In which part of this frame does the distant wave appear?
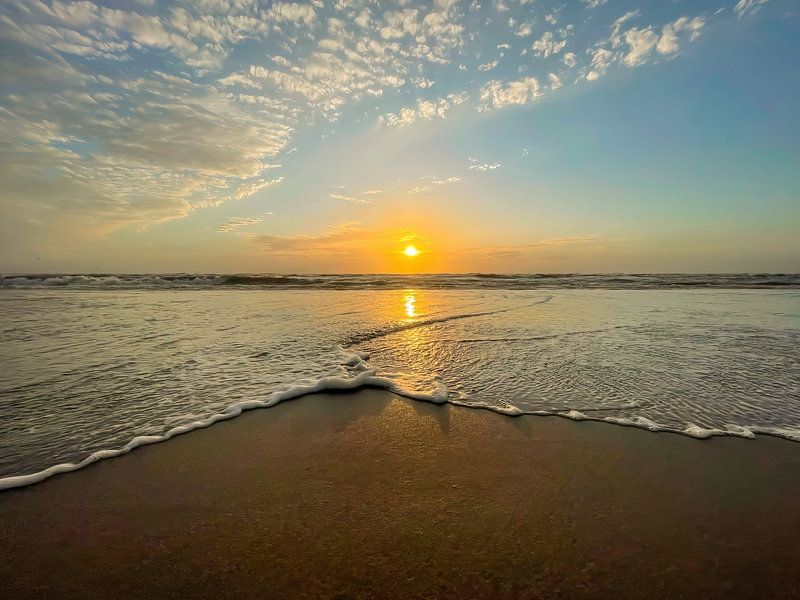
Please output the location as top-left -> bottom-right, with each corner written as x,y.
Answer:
2,273 -> 798,290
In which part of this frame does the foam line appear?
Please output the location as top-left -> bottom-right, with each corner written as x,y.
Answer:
3,346 -> 800,491
0,363 -> 447,491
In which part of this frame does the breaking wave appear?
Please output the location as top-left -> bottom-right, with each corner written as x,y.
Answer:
2,272 -> 798,290
1,287 -> 798,491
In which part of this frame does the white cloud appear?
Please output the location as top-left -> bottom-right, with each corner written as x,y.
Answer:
532,31 -> 568,58
609,10 -> 641,47
210,178 -> 285,206
330,192 -> 370,204
0,62 -> 292,233
354,9 -> 372,28
379,92 -> 469,127
582,0 -> 608,8
478,60 -> 499,71
563,52 -> 578,68
585,47 -> 614,81
584,11 -> 707,81
622,27 -> 660,66
408,175 -> 461,193
734,0 -> 770,19
657,17 -> 705,55
515,23 -> 534,37
265,3 -> 317,27
468,158 -> 502,172
479,77 -> 542,110
271,55 -> 292,68
412,77 -> 436,88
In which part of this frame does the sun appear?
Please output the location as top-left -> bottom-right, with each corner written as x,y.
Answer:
403,245 -> 420,257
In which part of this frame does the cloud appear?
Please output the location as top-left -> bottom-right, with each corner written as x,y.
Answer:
379,92 -> 469,127
584,12 -> 707,81
609,10 -> 642,45
468,158 -> 502,172
586,48 -> 614,81
624,15 -> 706,66
532,31 -> 568,58
407,175 -> 461,193
0,64 -> 292,235
515,23 -> 534,37
217,215 -> 270,233
479,77 -> 542,110
734,0 -> 770,19
412,77 -> 436,88
330,193 -> 370,204
202,178 -> 284,209
582,0 -> 608,7
0,0 -> 483,251
463,235 -> 603,258
253,222 -> 369,255
622,27 -> 660,66
251,222 -> 413,257
0,0 -> 723,262
15,0 -> 320,70
657,17 -> 705,55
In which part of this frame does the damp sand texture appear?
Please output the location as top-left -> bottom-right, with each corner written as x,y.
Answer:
2,389 -> 800,600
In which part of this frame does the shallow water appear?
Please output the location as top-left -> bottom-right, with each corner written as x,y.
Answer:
1,287 -> 799,488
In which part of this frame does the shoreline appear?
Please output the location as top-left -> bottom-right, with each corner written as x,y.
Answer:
5,375 -> 799,492
2,388 -> 800,599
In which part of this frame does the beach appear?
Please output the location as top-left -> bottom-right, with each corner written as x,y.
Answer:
2,0 -> 798,594
2,388 -> 800,599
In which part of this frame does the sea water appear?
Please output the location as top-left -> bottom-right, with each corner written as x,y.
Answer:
1,275 -> 798,489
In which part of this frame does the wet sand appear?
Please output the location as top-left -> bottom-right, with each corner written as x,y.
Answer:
2,389 -> 800,599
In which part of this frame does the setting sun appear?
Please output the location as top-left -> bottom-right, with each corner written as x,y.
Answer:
403,245 -> 420,257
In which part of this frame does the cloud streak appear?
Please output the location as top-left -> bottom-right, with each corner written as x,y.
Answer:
251,222 -> 417,257
217,215 -> 271,233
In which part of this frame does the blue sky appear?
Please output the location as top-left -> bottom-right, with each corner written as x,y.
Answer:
0,0 -> 797,273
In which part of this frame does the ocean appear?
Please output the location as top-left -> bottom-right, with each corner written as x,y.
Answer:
1,273 -> 799,489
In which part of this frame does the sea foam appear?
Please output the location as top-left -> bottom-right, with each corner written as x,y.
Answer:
1,286 -> 798,491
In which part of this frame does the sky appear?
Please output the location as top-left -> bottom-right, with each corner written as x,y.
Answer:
0,0 -> 798,274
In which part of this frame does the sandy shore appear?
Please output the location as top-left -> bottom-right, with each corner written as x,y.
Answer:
2,389 -> 800,599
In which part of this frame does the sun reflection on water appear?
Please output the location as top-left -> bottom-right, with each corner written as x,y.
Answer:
403,292 -> 417,319
404,291 -> 417,319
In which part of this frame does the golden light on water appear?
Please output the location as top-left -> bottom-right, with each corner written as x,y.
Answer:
403,245 -> 420,257
404,292 -> 417,318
